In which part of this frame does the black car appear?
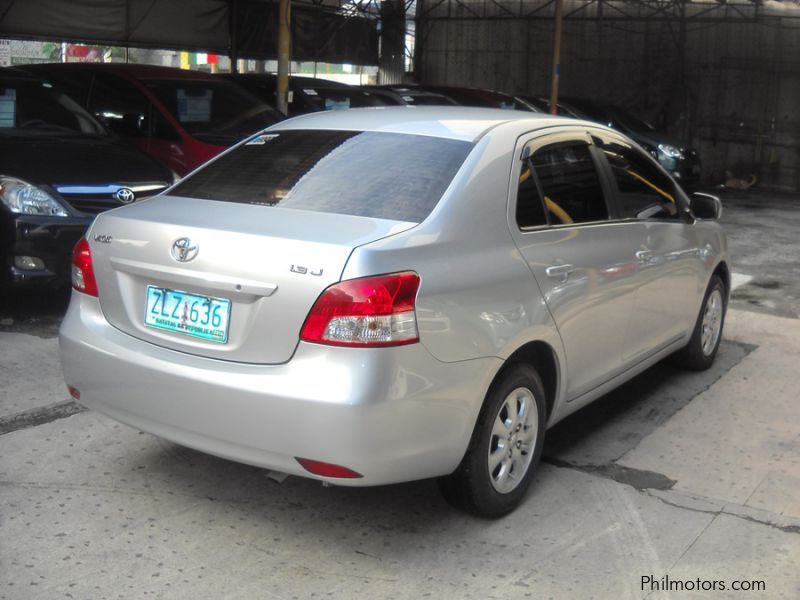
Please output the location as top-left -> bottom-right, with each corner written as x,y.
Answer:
416,85 -> 538,112
0,68 -> 173,289
220,74 -> 388,116
360,86 -> 459,107
557,97 -> 702,187
515,95 -> 572,116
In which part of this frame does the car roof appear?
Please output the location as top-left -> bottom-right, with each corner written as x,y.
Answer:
269,106 -> 576,142
223,73 -> 352,88
25,62 -> 219,81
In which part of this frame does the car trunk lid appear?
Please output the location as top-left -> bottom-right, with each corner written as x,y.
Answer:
89,195 -> 415,364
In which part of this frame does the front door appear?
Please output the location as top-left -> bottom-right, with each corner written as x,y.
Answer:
590,132 -> 705,364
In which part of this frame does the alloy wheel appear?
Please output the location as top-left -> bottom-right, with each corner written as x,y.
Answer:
488,386 -> 539,494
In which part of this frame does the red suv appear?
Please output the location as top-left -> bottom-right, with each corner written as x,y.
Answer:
23,64 -> 283,176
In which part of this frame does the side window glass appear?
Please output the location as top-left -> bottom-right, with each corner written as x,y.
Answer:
150,108 -> 181,141
89,74 -> 149,138
516,162 -> 548,228
594,136 -> 680,220
42,71 -> 93,107
530,141 -> 609,225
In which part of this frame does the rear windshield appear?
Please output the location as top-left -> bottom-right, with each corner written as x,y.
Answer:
171,130 -> 473,223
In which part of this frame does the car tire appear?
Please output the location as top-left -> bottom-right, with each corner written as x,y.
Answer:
438,363 -> 546,518
673,274 -> 726,371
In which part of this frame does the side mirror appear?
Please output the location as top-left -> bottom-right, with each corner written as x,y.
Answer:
690,192 -> 722,221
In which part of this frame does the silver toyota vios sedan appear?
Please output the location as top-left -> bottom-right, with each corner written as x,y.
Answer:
61,107 -> 728,517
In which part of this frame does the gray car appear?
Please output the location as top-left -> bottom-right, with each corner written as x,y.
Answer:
60,107 -> 728,517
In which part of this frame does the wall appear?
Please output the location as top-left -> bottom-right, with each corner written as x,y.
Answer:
418,1 -> 800,190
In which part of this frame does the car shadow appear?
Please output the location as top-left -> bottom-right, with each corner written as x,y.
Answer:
0,286 -> 70,339
542,339 -> 753,466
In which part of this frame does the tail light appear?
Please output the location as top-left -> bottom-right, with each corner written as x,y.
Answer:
71,238 -> 98,297
300,272 -> 420,347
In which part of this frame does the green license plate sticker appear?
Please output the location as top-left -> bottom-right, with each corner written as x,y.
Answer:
144,286 -> 231,343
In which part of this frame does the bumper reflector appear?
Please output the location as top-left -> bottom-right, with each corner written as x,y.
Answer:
67,385 -> 80,400
295,457 -> 363,479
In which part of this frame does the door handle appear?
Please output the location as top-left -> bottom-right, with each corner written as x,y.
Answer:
635,249 -> 653,263
545,264 -> 574,282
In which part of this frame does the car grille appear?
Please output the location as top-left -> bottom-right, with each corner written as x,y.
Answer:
56,183 -> 169,216
62,195 -> 126,215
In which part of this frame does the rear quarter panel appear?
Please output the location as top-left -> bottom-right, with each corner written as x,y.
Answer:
342,131 -> 565,368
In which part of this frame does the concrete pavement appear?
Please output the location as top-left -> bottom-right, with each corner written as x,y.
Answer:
1,307 -> 798,599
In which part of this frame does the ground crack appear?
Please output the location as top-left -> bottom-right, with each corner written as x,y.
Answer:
0,400 -> 86,435
646,490 -> 800,535
544,457 -> 800,535
543,456 -> 676,490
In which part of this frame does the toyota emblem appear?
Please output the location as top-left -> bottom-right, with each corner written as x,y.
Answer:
171,238 -> 199,263
115,187 -> 136,204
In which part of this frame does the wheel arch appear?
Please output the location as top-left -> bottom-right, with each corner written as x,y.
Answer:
713,260 -> 731,300
497,340 -> 560,421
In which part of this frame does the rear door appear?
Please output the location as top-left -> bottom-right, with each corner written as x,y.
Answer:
591,131 -> 705,364
509,130 -> 639,401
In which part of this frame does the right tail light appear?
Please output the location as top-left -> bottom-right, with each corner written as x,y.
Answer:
300,272 -> 420,347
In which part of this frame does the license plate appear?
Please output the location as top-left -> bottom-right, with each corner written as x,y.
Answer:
144,286 -> 231,343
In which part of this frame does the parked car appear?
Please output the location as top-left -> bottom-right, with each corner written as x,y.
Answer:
221,73 -> 388,116
515,95 -> 572,116
0,67 -> 172,290
418,85 -> 538,111
361,85 -> 459,107
23,63 -> 283,176
557,97 -> 702,187
60,107 -> 728,517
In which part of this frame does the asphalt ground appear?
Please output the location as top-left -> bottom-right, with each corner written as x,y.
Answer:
1,188 -> 798,599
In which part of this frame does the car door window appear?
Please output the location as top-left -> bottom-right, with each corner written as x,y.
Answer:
89,73 -> 150,138
594,136 -> 680,221
516,163 -> 548,228
528,141 -> 609,225
39,70 -> 94,106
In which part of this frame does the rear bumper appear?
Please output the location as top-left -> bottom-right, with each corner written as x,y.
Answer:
0,211 -> 91,288
59,292 -> 501,486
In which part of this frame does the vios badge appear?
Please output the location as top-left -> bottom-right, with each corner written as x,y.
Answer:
115,187 -> 136,203
171,238 -> 199,263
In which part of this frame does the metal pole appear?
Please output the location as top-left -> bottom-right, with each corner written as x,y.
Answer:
549,0 -> 564,115
277,0 -> 292,115
413,0 -> 425,82
678,0 -> 688,140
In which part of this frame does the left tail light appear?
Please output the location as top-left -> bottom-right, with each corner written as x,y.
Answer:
71,238 -> 98,297
300,272 -> 420,347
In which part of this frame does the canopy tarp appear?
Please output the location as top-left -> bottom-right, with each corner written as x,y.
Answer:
0,0 -> 378,64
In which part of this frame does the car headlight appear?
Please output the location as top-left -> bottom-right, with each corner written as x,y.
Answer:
658,144 -> 683,159
0,176 -> 69,216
